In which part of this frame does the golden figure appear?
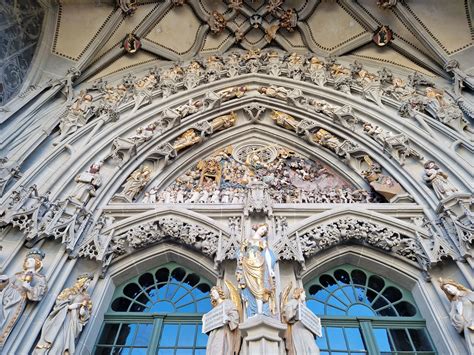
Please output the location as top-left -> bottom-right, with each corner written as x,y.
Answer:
271,110 -> 299,131
236,224 -> 277,317
211,112 -> 237,132
173,129 -> 202,152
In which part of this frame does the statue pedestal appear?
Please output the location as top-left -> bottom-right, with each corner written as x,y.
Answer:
239,315 -> 287,355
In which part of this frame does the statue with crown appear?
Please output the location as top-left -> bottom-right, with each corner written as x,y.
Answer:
0,248 -> 47,347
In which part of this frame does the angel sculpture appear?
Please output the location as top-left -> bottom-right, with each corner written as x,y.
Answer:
203,281 -> 241,355
439,279 -> 473,353
281,283 -> 321,355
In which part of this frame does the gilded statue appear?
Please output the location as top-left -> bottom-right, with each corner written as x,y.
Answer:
204,281 -> 242,355
439,279 -> 474,353
34,274 -> 93,355
0,249 -> 47,347
281,285 -> 320,355
56,92 -> 94,143
271,110 -> 299,131
210,112 -> 237,132
236,224 -> 277,317
173,129 -> 202,152
424,160 -> 458,200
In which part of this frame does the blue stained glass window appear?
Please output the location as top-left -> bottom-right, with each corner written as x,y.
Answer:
305,266 -> 436,355
95,263 -> 212,354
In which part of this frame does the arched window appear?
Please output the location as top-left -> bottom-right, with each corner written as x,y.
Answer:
94,263 -> 212,354
305,265 -> 437,355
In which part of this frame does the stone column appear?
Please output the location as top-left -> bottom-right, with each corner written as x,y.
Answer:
239,315 -> 287,355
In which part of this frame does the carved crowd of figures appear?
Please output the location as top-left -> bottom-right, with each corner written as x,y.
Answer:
53,50 -> 470,151
0,250 -> 93,353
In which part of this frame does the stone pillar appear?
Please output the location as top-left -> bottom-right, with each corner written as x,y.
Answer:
239,315 -> 287,355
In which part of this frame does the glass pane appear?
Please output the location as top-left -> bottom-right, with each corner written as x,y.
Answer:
175,350 -> 193,355
373,329 -> 394,352
327,295 -> 347,309
178,324 -> 197,346
316,327 -> 328,349
327,327 -> 347,350
368,275 -> 385,292
134,324 -> 153,346
373,296 -> 389,310
351,269 -> 367,286
314,289 -> 331,302
196,283 -> 211,294
111,297 -> 132,312
309,284 -> 322,295
116,324 -> 138,346
130,349 -> 147,355
354,287 -> 368,304
326,305 -> 346,316
333,289 -> 350,305
319,275 -> 338,291
378,306 -> 397,317
129,302 -> 146,312
307,299 -> 325,315
334,269 -> 351,284
157,350 -> 174,355
171,267 -> 186,281
382,286 -> 403,303
408,328 -> 433,351
394,301 -> 417,317
149,300 -> 176,313
196,324 -> 208,347
197,298 -> 212,313
159,324 -> 179,347
347,304 -> 374,317
94,346 -> 114,355
123,283 -> 142,299
139,273 -> 155,289
155,268 -> 170,283
344,328 -> 365,351
194,350 -> 206,355
97,323 -> 120,345
389,329 -> 413,351
184,273 -> 200,287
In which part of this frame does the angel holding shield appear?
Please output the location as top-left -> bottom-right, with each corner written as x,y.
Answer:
204,281 -> 241,355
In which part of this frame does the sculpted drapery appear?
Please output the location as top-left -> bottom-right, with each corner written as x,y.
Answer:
34,274 -> 93,355
205,286 -> 241,355
0,249 -> 47,347
282,288 -> 320,355
236,223 -> 277,317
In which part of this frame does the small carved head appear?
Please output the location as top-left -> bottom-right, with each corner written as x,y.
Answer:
293,287 -> 306,302
424,160 -> 438,170
439,278 -> 469,301
252,223 -> 269,238
24,248 -> 45,272
210,286 -> 226,307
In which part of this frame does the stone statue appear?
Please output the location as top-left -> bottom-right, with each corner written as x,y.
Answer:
236,223 -> 277,317
119,165 -> 152,202
424,160 -> 458,200
204,282 -> 241,355
210,112 -> 237,132
362,156 -> 403,201
55,92 -> 95,144
439,279 -> 474,353
0,249 -> 47,347
172,129 -> 202,152
281,286 -> 320,355
34,274 -> 93,355
71,162 -> 103,205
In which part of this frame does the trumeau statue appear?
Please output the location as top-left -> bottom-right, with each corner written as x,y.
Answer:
439,279 -> 474,353
424,160 -> 458,200
204,282 -> 242,355
236,223 -> 277,317
34,274 -> 93,355
0,249 -> 47,347
281,285 -> 321,355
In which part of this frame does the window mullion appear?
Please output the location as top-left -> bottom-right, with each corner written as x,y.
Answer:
148,316 -> 164,355
359,320 -> 380,355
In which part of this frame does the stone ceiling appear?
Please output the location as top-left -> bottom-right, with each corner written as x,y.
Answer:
47,0 -> 473,83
